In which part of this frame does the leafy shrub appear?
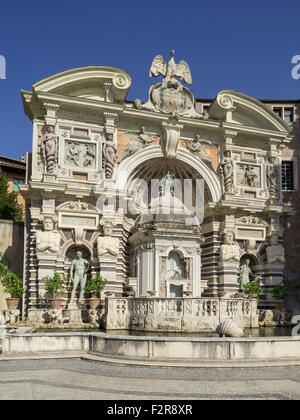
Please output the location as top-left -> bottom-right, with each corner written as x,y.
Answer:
0,169 -> 23,221
44,269 -> 65,298
272,284 -> 288,301
242,281 -> 263,299
0,253 -> 24,298
85,275 -> 107,297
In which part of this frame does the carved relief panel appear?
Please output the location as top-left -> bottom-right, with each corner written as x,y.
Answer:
57,127 -> 104,178
232,152 -> 266,199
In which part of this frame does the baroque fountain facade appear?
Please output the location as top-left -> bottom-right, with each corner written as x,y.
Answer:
16,52 -> 293,332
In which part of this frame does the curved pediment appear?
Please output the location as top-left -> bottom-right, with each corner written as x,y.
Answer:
32,66 -> 132,104
209,90 -> 291,134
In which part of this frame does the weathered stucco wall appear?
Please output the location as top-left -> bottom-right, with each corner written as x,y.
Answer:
0,220 -> 24,311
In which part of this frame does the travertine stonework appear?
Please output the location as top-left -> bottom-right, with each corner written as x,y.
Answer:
19,53 -> 294,328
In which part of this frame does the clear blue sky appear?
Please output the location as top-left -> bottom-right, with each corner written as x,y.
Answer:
1,0 -> 300,160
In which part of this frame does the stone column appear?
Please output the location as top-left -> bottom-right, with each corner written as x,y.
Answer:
139,242 -> 155,296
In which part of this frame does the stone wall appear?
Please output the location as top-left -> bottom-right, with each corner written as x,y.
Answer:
0,220 -> 24,311
3,332 -> 300,362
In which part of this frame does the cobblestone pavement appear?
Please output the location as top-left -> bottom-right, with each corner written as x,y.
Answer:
0,359 -> 300,400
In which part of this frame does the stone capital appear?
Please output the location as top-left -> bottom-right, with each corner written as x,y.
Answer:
104,112 -> 118,133
43,102 -> 60,125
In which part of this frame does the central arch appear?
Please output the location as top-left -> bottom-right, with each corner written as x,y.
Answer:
115,145 -> 222,203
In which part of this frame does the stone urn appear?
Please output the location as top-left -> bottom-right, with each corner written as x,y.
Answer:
88,297 -> 101,309
6,297 -> 20,310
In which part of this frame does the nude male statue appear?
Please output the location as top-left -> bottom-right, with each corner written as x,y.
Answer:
69,251 -> 89,304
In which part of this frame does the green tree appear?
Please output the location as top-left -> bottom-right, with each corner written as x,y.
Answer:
0,169 -> 23,221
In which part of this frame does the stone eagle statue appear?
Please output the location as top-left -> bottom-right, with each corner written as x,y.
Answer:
149,50 -> 192,85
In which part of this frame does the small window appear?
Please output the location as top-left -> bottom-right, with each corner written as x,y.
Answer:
282,161 -> 294,191
203,104 -> 210,112
13,178 -> 24,191
284,108 -> 294,123
273,107 -> 283,118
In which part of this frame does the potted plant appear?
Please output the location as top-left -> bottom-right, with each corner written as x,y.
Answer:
272,284 -> 288,310
0,254 -> 24,309
242,281 -> 263,300
44,269 -> 66,309
85,275 -> 107,308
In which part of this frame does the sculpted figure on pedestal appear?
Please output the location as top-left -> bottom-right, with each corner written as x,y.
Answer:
97,221 -> 119,258
103,133 -> 117,179
35,217 -> 60,254
159,171 -> 175,196
266,235 -> 285,265
220,150 -> 233,192
239,258 -> 261,291
219,231 -> 240,262
69,251 -> 89,304
42,125 -> 57,173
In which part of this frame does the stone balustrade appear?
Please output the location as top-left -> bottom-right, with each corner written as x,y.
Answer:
103,297 -> 258,332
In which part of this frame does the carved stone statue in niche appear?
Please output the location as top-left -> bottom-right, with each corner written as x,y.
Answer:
42,125 -> 57,173
159,171 -> 175,196
239,258 -> 261,291
69,250 -> 89,304
97,221 -> 119,258
266,235 -> 285,265
185,135 -> 216,172
219,230 -> 240,262
103,133 -> 117,179
35,217 -> 60,254
120,127 -> 156,161
267,157 -> 280,200
220,150 -> 233,193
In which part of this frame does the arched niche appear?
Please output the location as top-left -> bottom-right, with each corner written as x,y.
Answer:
166,251 -> 186,280
63,245 -> 92,300
115,146 -> 222,204
165,250 -> 187,298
